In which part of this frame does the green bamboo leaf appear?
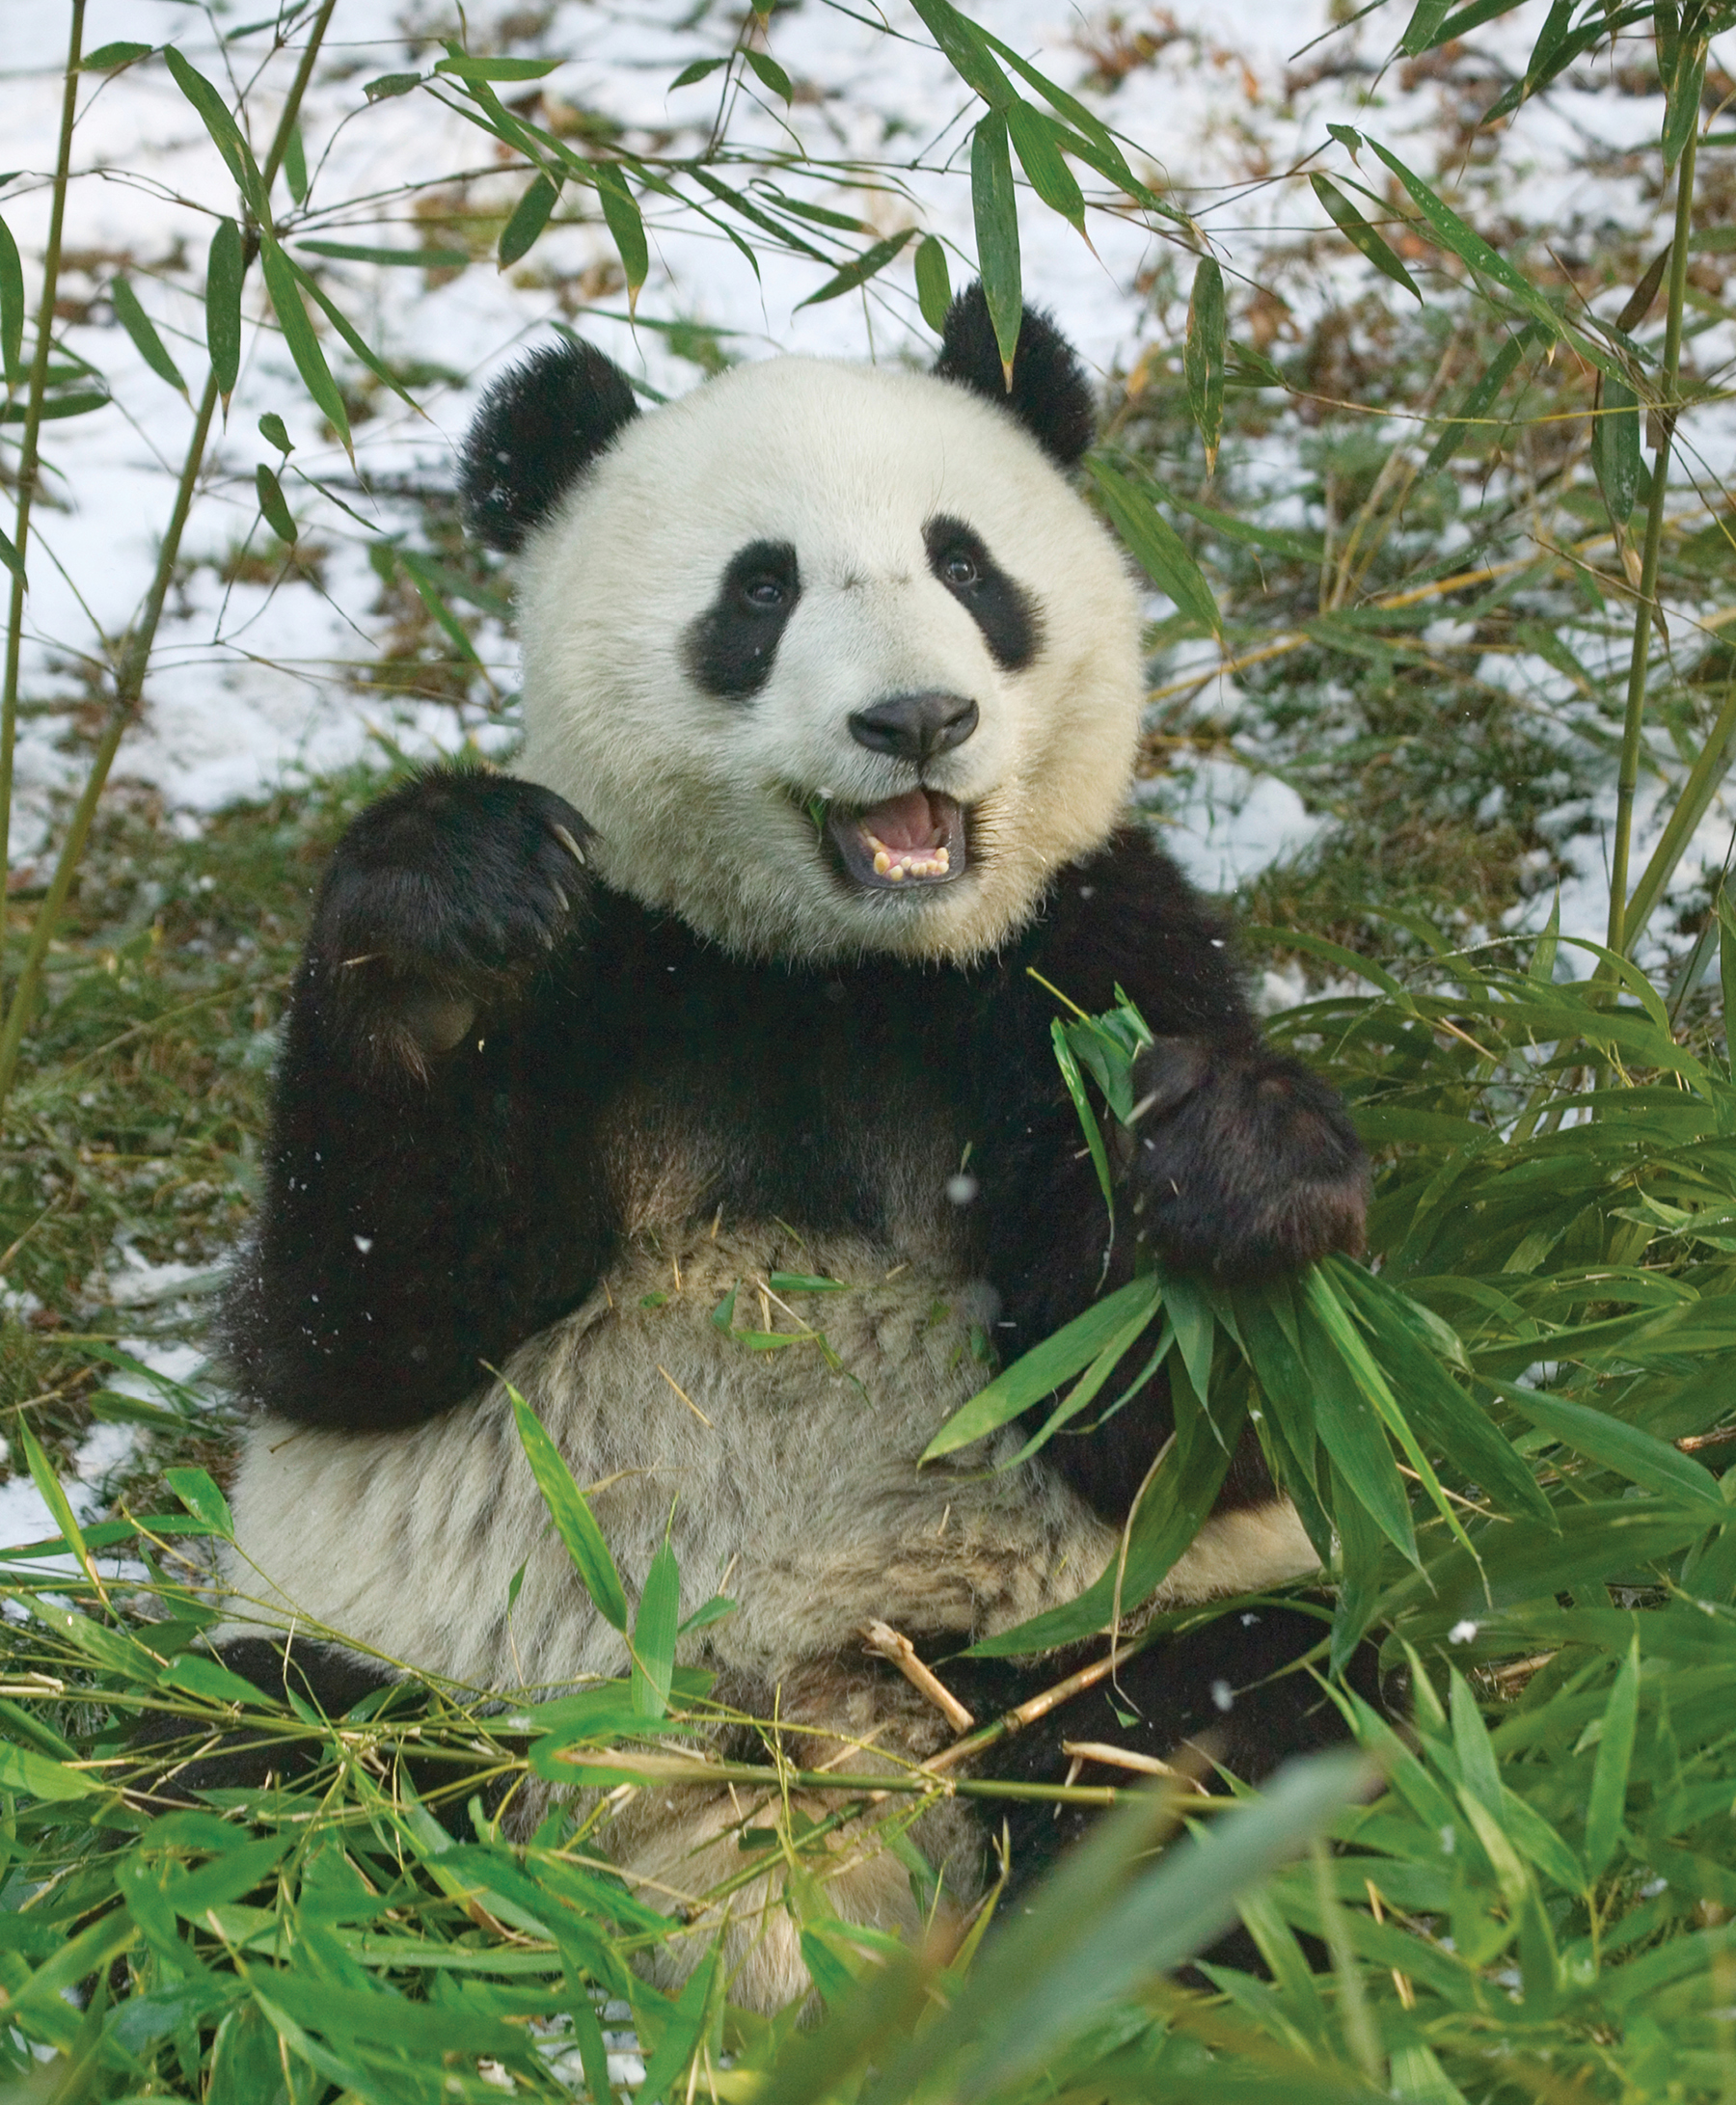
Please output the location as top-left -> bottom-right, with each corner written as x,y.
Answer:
1006,100 -> 1085,231
285,256 -> 419,414
0,391 -> 108,425
435,54 -> 560,82
297,240 -> 471,269
283,121 -> 308,204
1502,1387 -> 1723,1509
499,171 -> 560,268
164,1465 -> 232,1535
632,1538 -> 681,1719
971,113 -> 1021,382
110,276 -> 186,394
19,1424 -> 97,1592
364,71 -> 424,101
0,213 -> 25,381
745,48 -> 793,102
0,1741 -> 102,1801
1720,887 -> 1736,1063
204,217 -> 241,400
255,463 -> 296,544
1591,373 -> 1641,525
914,234 -> 952,333
1183,254 -> 1225,472
1051,1016 -> 1113,1220
1367,140 -> 1624,383
1423,321 -> 1536,474
0,524 -> 20,580
1088,459 -> 1222,638
1663,27 -> 1710,175
965,1357 -> 1245,1655
258,412 -> 291,454
1448,1667 -> 1503,1812
163,47 -> 267,220
1585,1633 -> 1641,1877
1153,482 -> 1323,561
798,228 -> 915,309
1399,0 -> 1456,55
81,40 -> 153,69
921,1274 -> 1159,1461
1310,173 -> 1422,304
594,164 -> 648,306
1330,1455 -> 1385,1672
669,57 -> 728,90
1290,1292 -> 1417,1566
509,1385 -> 629,1632
396,547 -> 479,662
258,237 -> 350,456
1001,1308 -> 1171,1468
907,0 -> 1014,111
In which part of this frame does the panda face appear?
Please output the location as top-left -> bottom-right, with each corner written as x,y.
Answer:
515,355 -> 1142,962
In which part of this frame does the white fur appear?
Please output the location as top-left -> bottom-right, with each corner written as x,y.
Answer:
514,357 -> 1143,963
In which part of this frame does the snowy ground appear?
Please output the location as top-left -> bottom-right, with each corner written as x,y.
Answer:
2,1 -> 1733,1531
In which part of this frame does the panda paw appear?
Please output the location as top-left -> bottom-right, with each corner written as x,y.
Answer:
1124,1039 -> 1369,1278
308,768 -> 593,1067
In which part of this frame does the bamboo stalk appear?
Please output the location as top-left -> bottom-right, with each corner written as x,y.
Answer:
0,0 -> 86,997
1607,123 -> 1699,956
0,0 -> 339,1121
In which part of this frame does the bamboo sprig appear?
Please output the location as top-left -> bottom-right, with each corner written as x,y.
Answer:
1607,121 -> 1699,957
0,0 -> 339,1121
0,0 -> 86,1002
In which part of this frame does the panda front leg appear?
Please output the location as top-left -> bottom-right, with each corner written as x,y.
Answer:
224,765 -> 610,1432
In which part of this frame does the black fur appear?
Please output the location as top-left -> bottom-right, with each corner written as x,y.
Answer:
459,337 -> 640,553
225,768 -> 1368,1525
923,515 -> 1043,671
933,283 -> 1099,469
683,538 -> 801,700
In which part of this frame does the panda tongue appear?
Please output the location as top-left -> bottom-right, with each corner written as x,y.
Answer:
860,789 -> 938,851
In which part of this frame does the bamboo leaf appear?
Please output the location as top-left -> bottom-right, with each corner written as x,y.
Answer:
509,1385 -> 629,1632
745,49 -> 793,103
258,237 -> 350,457
435,54 -> 560,82
110,276 -> 187,394
204,217 -> 242,400
1051,1016 -> 1113,1221
1088,459 -> 1222,638
283,122 -> 309,204
1585,1633 -> 1641,1877
1663,28 -> 1710,175
19,1424 -> 99,1594
1502,1387 -> 1724,1509
798,228 -> 915,309
914,233 -> 952,332
1330,1455 -> 1385,1673
0,213 -> 25,380
1006,100 -> 1085,231
163,47 -> 267,220
1399,0 -> 1457,55
670,57 -> 728,90
1423,321 -> 1536,474
971,113 -> 1021,382
0,1741 -> 103,1801
632,1538 -> 681,1719
364,71 -> 424,101
907,0 -> 1014,111
1591,373 -> 1641,525
594,164 -> 648,306
499,171 -> 560,268
395,547 -> 480,662
0,524 -> 20,580
297,240 -> 471,269
255,463 -> 296,544
80,40 -> 153,69
1310,173 -> 1422,304
164,1466 -> 232,1535
922,1274 -> 1159,1460
1183,254 -> 1225,472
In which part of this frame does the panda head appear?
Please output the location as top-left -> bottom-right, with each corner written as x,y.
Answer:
461,284 -> 1142,964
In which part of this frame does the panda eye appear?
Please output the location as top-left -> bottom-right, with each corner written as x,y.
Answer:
941,552 -> 979,588
743,576 -> 787,610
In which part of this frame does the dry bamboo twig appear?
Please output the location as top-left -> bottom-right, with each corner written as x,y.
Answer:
861,1619 -> 975,1732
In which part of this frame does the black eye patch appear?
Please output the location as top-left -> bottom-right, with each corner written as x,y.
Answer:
923,516 -> 1042,672
684,539 -> 801,701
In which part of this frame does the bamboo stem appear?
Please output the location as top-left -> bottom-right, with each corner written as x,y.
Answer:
1607,123 -> 1698,956
0,0 -> 86,997
0,0 -> 339,1122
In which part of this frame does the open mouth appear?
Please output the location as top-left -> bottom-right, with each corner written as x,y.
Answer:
823,789 -> 968,890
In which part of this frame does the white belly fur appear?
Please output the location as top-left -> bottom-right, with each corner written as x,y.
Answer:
222,1224 -> 1317,2005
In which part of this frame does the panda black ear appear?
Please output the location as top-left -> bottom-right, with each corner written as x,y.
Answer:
932,282 -> 1097,469
459,337 -> 639,552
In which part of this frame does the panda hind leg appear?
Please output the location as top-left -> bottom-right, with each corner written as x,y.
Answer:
939,1605 -> 1381,1919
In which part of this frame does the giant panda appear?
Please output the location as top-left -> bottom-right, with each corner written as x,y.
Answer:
207,284 -> 1370,2011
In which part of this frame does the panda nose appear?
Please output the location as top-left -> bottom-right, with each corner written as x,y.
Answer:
847,690 -> 979,761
